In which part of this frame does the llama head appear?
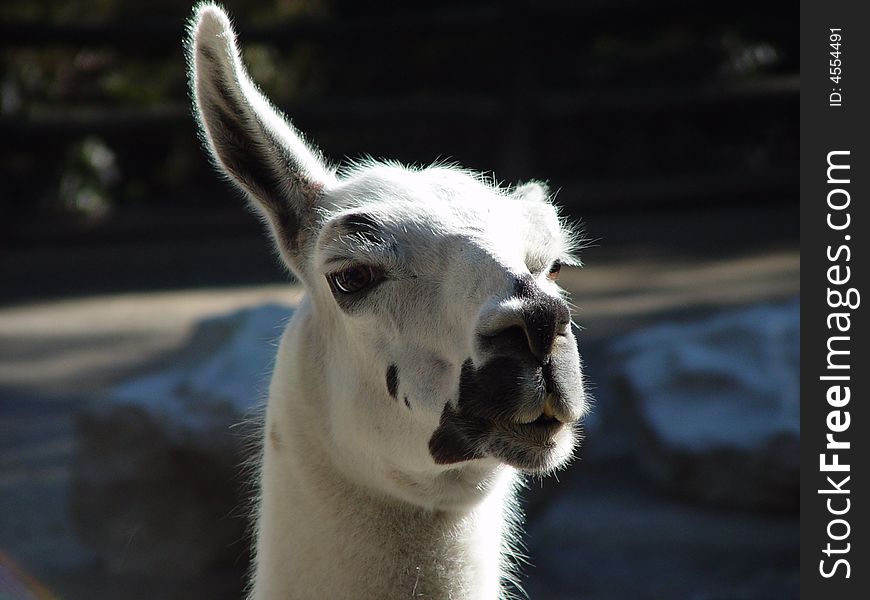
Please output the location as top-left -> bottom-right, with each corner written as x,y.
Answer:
189,4 -> 588,509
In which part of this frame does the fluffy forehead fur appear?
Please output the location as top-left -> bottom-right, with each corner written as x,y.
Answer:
315,162 -> 582,279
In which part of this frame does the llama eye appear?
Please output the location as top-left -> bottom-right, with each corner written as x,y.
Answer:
546,260 -> 562,281
328,265 -> 379,294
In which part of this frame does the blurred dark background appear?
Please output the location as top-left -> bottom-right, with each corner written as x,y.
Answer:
1,1 -> 798,599
1,0 -> 797,299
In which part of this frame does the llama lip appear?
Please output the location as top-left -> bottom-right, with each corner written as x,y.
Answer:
513,411 -> 563,427
513,394 -> 576,426
487,418 -> 577,473
501,414 -> 564,438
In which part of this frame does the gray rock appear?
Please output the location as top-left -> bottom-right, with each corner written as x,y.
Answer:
70,304 -> 292,576
606,300 -> 799,510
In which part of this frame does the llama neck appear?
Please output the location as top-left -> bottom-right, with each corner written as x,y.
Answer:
250,404 -> 518,600
252,442 -> 512,600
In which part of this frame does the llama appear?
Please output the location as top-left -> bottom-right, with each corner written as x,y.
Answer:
187,4 -> 588,598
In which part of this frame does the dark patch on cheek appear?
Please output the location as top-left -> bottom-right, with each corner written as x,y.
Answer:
386,364 -> 399,399
428,358 -> 492,465
428,403 -> 487,465
428,355 -> 540,465
404,396 -> 411,409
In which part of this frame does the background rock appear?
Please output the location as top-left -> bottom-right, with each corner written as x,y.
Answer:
524,463 -> 799,600
69,304 -> 292,576
606,299 -> 799,510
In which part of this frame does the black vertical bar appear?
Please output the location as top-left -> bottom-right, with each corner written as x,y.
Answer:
800,1 -> 869,598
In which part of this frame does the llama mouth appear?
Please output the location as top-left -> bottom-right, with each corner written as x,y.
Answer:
429,401 -> 576,470
490,399 -> 580,472
429,357 -> 584,470
487,418 -> 577,473
525,413 -> 562,428
497,414 -> 565,443
512,394 -> 575,427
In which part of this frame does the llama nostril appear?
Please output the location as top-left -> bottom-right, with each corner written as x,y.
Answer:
522,333 -> 554,366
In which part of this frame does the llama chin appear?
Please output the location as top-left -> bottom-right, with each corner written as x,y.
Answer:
187,4 -> 588,598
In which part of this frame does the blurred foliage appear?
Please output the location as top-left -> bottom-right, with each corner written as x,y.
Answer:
57,137 -> 119,219
0,0 -> 797,234
0,0 -> 330,112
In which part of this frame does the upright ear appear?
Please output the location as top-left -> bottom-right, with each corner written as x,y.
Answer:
186,3 -> 335,273
512,181 -> 551,203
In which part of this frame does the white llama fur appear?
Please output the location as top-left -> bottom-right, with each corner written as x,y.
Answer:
186,4 -> 588,598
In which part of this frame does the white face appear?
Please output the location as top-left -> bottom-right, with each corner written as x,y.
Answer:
189,5 -> 587,509
305,166 -> 587,505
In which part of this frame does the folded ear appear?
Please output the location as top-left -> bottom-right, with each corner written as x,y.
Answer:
186,3 -> 335,272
